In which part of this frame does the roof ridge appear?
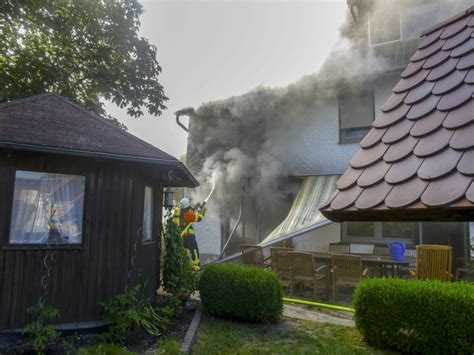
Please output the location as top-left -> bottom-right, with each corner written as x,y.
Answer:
421,6 -> 473,36
0,92 -> 58,110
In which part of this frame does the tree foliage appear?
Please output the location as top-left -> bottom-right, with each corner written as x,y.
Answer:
0,0 -> 167,124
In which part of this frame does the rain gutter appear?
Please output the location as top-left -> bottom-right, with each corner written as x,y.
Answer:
0,141 -> 199,187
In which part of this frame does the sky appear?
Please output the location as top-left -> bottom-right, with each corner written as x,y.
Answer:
105,0 -> 347,159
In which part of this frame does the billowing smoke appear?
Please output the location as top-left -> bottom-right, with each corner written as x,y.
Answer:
187,87 -> 292,216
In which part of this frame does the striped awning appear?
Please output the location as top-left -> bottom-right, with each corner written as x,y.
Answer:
259,175 -> 339,248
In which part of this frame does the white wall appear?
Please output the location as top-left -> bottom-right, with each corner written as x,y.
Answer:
193,200 -> 221,257
276,75 -> 397,177
274,97 -> 360,176
293,222 -> 341,252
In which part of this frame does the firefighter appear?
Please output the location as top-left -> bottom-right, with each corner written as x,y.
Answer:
173,197 -> 206,267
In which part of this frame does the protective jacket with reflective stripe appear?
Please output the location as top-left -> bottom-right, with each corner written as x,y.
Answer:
173,207 -> 205,237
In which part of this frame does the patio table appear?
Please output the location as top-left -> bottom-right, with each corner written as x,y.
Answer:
311,252 -> 415,277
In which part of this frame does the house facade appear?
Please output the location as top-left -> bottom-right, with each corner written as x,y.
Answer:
183,0 -> 473,266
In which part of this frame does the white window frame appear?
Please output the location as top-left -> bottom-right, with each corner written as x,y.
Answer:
142,185 -> 154,242
9,169 -> 86,246
368,1 -> 402,47
342,221 -> 418,245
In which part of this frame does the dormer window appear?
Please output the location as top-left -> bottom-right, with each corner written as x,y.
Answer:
369,0 -> 401,46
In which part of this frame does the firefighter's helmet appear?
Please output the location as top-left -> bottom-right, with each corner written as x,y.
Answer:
179,197 -> 191,209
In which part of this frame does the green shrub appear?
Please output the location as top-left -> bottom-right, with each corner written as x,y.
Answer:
99,284 -> 169,344
199,263 -> 283,322
22,304 -> 61,354
353,278 -> 474,354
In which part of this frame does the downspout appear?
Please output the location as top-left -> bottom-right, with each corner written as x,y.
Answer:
346,0 -> 359,23
174,107 -> 195,132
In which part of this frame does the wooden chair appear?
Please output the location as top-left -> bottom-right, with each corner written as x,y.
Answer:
331,254 -> 369,301
409,245 -> 452,282
270,247 -> 294,254
270,247 -> 293,293
455,268 -> 474,282
241,244 -> 270,269
289,251 -> 329,300
455,256 -> 474,282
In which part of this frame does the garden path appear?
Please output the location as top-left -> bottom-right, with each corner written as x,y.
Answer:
283,304 -> 355,327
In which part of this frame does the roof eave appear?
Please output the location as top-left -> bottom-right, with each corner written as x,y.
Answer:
320,205 -> 474,222
0,141 -> 200,188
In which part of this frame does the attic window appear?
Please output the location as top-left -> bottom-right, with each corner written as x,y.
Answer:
338,91 -> 374,144
9,170 -> 85,245
369,0 -> 401,46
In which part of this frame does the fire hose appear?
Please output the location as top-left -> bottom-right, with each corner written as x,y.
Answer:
197,180 -> 216,210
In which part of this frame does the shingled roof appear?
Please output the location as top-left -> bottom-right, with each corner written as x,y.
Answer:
321,7 -> 474,222
0,93 -> 198,187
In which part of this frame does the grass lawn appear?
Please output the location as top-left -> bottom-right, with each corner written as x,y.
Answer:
192,316 -> 395,355
77,316 -> 397,354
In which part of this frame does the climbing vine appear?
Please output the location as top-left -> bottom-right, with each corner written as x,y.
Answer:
161,208 -> 198,299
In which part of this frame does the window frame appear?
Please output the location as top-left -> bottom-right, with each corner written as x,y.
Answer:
342,221 -> 418,245
142,184 -> 156,245
368,1 -> 402,47
339,127 -> 372,144
5,168 -> 88,250
338,91 -> 375,144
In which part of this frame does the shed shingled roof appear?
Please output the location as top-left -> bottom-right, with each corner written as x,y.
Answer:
0,93 -> 199,187
320,7 -> 474,222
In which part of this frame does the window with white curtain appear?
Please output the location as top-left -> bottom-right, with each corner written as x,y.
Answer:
9,170 -> 86,244
143,186 -> 153,241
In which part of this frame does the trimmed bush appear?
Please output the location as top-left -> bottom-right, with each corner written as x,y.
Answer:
353,278 -> 474,354
199,263 -> 283,322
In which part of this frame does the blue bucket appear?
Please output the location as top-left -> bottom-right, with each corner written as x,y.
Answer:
388,242 -> 405,261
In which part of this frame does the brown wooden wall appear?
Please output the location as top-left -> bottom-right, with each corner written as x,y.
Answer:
0,150 -> 164,329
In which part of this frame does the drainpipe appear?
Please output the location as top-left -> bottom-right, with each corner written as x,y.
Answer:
174,107 -> 195,132
346,0 -> 359,23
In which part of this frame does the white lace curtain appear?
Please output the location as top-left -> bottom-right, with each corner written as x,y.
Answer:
10,170 -> 85,244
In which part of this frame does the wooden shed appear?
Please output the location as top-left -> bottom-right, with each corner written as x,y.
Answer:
0,93 -> 198,330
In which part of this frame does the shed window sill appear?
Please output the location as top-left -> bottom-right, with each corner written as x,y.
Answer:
142,240 -> 157,246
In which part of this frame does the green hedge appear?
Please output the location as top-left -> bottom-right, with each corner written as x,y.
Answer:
353,278 -> 474,354
199,263 -> 283,322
